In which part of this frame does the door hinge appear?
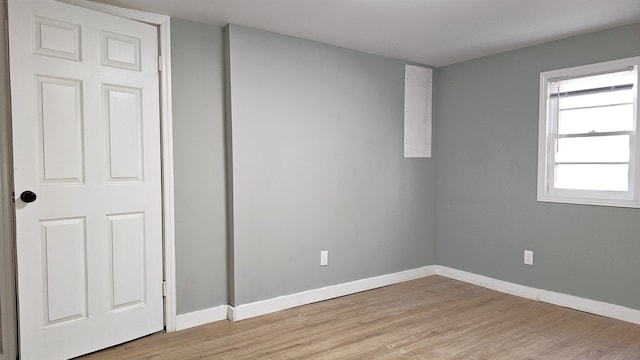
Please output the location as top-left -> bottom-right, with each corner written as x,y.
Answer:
158,55 -> 162,72
162,280 -> 166,297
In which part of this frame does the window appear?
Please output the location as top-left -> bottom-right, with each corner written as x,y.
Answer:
538,57 -> 640,207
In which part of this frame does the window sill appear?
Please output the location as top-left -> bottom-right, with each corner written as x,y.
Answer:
537,192 -> 640,208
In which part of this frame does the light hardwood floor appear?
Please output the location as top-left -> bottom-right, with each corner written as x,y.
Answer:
79,276 -> 640,359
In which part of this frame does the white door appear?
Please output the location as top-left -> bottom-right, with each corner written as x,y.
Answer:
9,0 -> 164,358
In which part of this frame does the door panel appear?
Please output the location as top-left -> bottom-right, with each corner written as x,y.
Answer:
9,1 -> 164,359
37,76 -> 85,183
42,218 -> 87,325
102,31 -> 141,71
104,85 -> 143,180
108,212 -> 146,309
33,16 -> 81,60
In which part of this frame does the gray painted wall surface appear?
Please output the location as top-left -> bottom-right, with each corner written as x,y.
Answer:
434,23 -> 640,310
226,25 -> 436,305
171,19 -> 228,314
169,18 -> 640,314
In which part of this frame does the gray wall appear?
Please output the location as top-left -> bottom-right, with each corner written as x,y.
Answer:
226,25 -> 436,305
171,19 -> 228,314
434,22 -> 640,310
170,18 -> 640,314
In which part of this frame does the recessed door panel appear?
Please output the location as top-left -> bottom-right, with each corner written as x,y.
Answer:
41,218 -> 87,325
37,76 -> 84,184
101,31 -> 141,71
104,85 -> 142,181
108,213 -> 145,310
33,16 -> 81,61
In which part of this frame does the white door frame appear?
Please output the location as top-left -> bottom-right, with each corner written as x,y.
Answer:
0,1 -> 18,359
51,0 -> 178,332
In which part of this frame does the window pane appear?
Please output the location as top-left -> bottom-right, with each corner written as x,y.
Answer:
555,164 -> 629,191
558,104 -> 633,134
552,70 -> 636,94
556,135 -> 629,163
558,89 -> 634,110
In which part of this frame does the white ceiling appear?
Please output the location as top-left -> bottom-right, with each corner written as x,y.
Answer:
87,0 -> 640,67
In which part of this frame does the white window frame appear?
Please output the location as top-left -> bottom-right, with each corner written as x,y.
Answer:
537,56 -> 640,208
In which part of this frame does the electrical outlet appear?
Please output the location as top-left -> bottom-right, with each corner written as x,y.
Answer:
320,251 -> 328,266
524,250 -> 533,265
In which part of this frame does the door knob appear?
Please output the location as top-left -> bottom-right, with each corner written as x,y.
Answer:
20,190 -> 37,203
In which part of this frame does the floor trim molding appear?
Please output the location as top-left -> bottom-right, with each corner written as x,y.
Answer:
228,265 -> 438,322
175,305 -> 229,331
537,289 -> 640,325
436,265 -> 640,325
436,266 -> 539,300
177,265 -> 640,331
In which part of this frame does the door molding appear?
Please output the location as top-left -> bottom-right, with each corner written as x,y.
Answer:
0,0 -> 18,358
56,0 -> 177,332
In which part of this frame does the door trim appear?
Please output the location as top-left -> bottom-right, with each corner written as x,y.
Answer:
0,1 -> 18,357
56,0 -> 177,332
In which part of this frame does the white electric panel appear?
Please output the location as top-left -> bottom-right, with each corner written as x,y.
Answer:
404,65 -> 432,158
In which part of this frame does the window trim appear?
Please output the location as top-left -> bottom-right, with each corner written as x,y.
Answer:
537,56 -> 640,208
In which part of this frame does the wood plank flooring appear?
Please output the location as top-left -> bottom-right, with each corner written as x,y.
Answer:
79,276 -> 640,359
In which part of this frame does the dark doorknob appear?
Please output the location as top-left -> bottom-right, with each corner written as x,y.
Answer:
20,190 -> 37,203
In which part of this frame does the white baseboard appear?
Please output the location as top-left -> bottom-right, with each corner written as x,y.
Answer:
175,304 -> 229,331
228,265 -> 437,322
436,266 -> 539,300
538,289 -> 640,325
175,265 -> 640,331
437,265 -> 640,326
